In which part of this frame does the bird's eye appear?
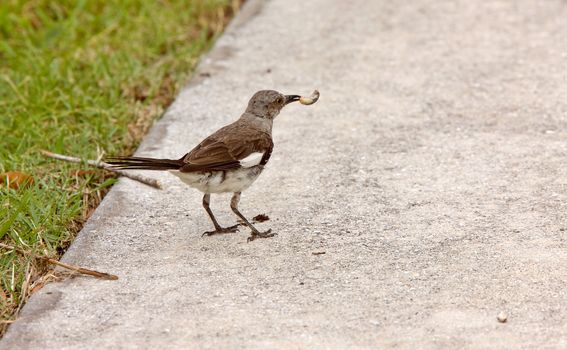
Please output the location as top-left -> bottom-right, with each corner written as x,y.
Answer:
277,97 -> 284,104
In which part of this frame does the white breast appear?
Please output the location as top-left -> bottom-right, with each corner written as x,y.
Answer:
239,152 -> 264,168
169,166 -> 264,194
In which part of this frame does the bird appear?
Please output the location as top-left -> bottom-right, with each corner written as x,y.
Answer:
106,89 -> 319,242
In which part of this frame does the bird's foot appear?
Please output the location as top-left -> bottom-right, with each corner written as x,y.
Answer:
247,229 -> 277,242
202,225 -> 239,237
237,214 -> 270,226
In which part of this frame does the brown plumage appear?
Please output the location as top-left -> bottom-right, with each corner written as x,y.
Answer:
180,120 -> 274,172
107,119 -> 273,172
106,89 -> 318,241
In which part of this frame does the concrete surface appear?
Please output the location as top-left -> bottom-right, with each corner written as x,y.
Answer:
3,0 -> 567,348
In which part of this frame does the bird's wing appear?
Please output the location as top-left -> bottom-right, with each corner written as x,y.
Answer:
179,124 -> 273,173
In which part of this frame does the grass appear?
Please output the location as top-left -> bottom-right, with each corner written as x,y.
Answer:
0,0 -> 241,334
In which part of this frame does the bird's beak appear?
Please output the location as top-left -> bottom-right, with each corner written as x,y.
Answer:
285,95 -> 301,105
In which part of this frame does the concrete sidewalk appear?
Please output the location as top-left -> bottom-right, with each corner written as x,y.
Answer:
3,0 -> 567,348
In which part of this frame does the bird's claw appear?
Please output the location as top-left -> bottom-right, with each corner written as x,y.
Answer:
247,229 -> 277,242
202,225 -> 239,237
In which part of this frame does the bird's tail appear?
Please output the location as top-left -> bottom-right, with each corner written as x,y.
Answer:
105,156 -> 184,171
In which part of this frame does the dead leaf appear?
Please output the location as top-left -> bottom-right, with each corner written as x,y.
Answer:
29,283 -> 44,296
0,172 -> 34,189
69,169 -> 97,177
252,214 -> 270,222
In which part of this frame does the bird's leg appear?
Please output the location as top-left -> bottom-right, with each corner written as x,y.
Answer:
230,192 -> 276,242
201,193 -> 238,236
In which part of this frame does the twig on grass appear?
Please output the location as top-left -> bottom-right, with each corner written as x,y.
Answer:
40,150 -> 161,189
0,243 -> 118,281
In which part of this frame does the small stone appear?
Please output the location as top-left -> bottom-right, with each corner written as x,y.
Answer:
369,319 -> 380,326
497,311 -> 508,323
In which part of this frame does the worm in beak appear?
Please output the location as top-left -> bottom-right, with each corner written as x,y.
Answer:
299,90 -> 319,105
285,90 -> 320,105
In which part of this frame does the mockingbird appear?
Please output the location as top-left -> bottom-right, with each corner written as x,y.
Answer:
107,89 -> 319,241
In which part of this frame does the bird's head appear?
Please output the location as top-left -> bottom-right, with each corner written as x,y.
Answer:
245,89 -> 321,119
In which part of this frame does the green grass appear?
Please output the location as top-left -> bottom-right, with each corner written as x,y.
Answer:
0,0 -> 240,332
